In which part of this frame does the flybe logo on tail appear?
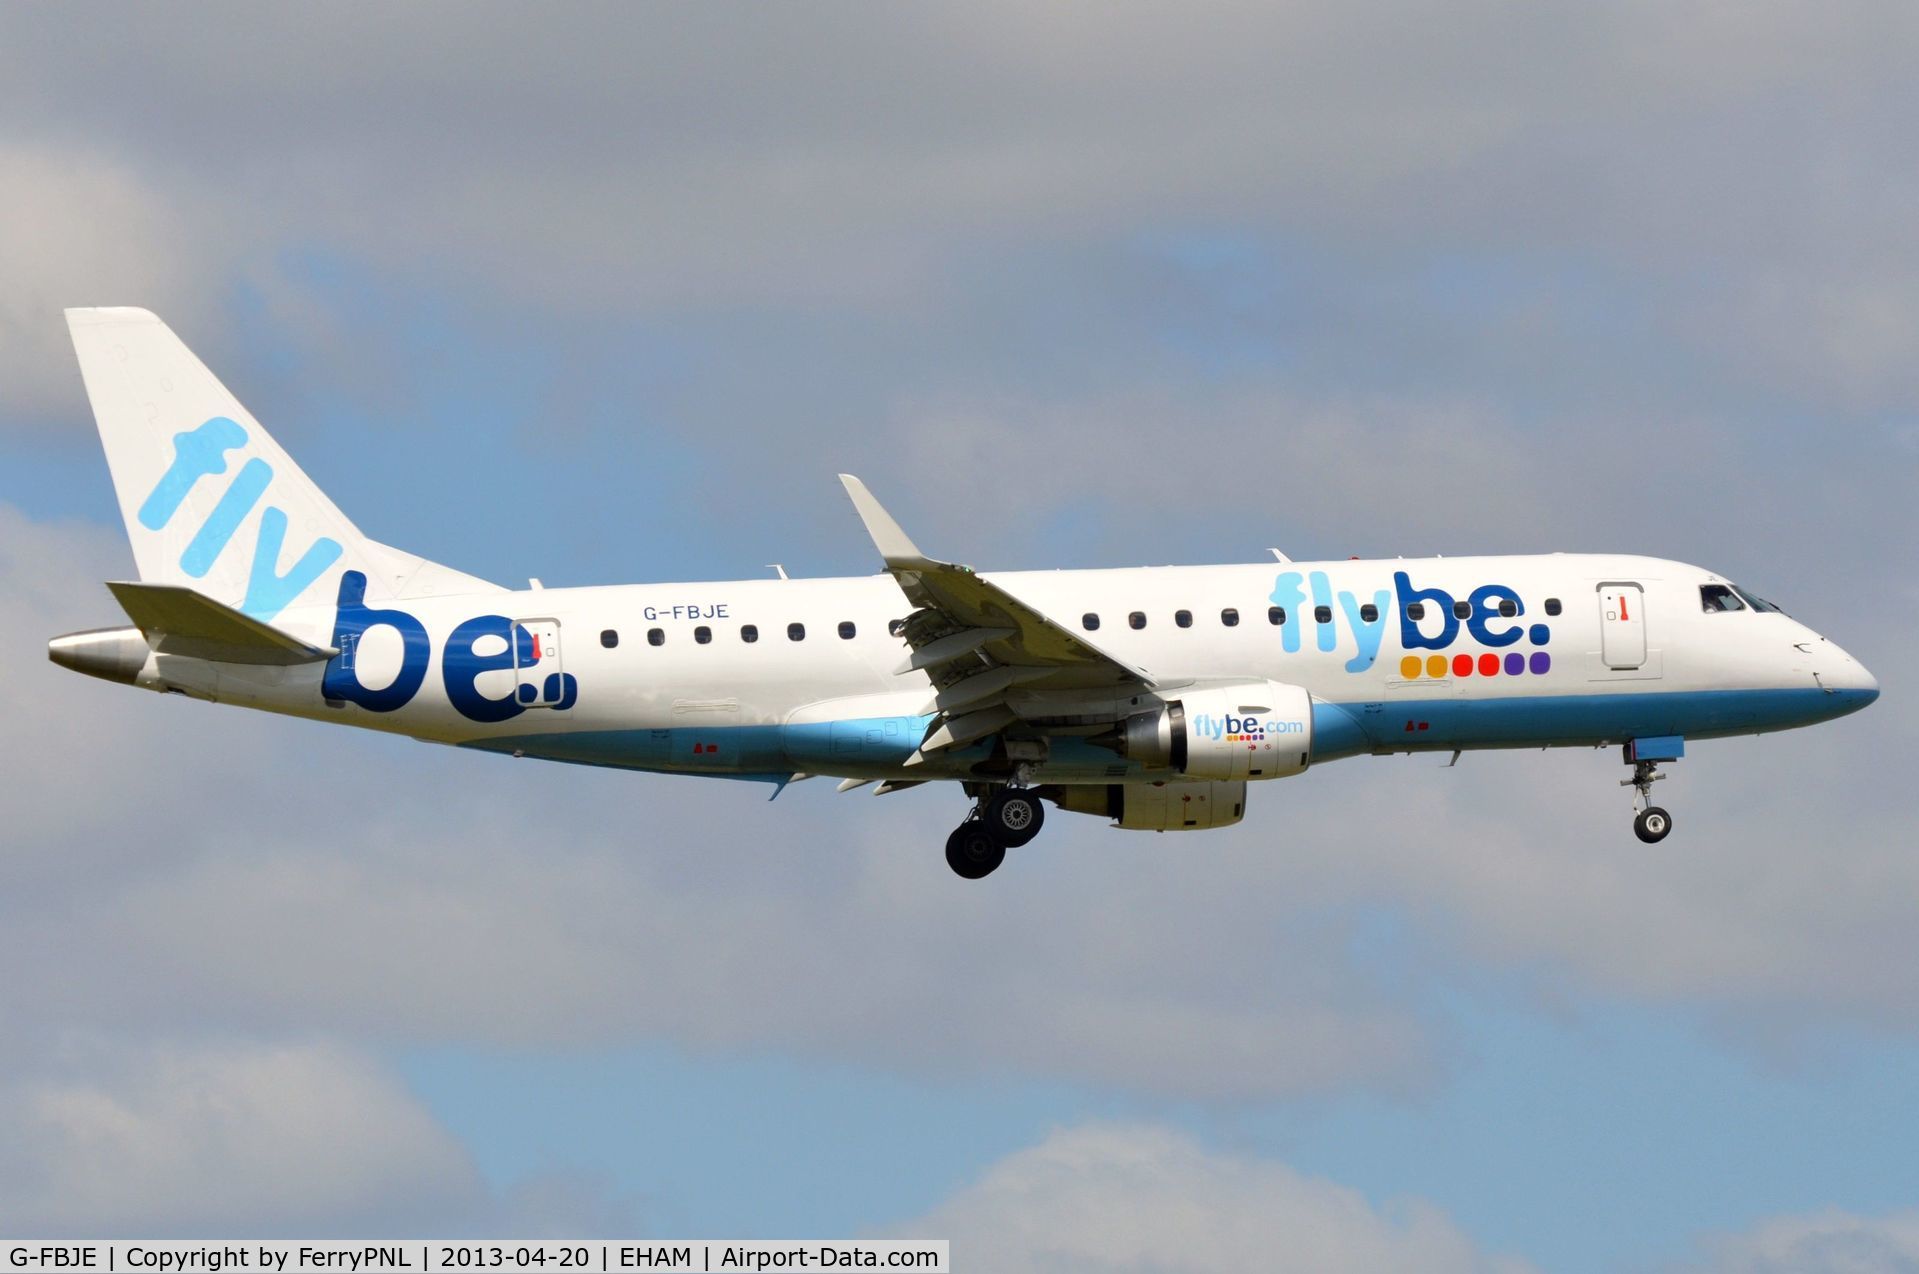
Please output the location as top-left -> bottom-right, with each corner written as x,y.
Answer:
138,416 -> 343,621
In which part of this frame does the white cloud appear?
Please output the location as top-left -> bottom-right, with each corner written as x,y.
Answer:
889,1122 -> 1533,1274
0,1038 -> 480,1235
0,143 -> 229,418
1686,1206 -> 1919,1274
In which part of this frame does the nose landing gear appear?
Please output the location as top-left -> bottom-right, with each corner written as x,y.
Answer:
1620,754 -> 1674,844
1619,737 -> 1684,844
1633,805 -> 1673,843
944,786 -> 1048,878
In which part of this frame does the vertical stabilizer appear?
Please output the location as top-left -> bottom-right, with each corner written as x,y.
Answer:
66,308 -> 498,641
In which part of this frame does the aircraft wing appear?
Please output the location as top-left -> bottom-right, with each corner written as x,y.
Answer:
838,475 -> 1153,759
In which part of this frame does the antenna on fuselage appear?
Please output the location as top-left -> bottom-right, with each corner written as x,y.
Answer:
1269,548 -> 1291,563
767,564 -> 789,580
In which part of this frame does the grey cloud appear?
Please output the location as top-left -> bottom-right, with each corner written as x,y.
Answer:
6,4 -> 1919,419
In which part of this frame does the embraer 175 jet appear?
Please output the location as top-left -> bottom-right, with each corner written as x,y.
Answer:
50,309 -> 1879,878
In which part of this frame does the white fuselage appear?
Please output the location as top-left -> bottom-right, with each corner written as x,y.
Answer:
128,553 -> 1878,788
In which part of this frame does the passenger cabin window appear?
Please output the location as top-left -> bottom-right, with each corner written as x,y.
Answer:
600,629 -> 619,649
1129,611 -> 1147,630
741,624 -> 759,643
695,626 -> 712,644
1452,600 -> 1472,619
888,618 -> 908,637
647,628 -> 665,647
1544,598 -> 1562,616
1406,602 -> 1426,621
1498,599 -> 1518,617
1268,606 -> 1286,625
1700,584 -> 1747,613
1221,608 -> 1239,627
787,622 -> 806,641
1175,610 -> 1193,628
838,621 -> 857,640
1313,605 -> 1332,623
1360,603 -> 1379,623
1082,613 -> 1100,631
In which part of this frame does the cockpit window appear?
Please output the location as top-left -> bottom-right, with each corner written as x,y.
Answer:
1732,585 -> 1785,614
1700,584 -> 1747,613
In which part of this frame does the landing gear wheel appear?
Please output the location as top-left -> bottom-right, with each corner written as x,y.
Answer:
1634,806 -> 1673,844
945,822 -> 1006,879
983,788 -> 1045,848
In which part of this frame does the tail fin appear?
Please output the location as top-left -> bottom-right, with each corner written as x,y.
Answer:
66,308 -> 498,639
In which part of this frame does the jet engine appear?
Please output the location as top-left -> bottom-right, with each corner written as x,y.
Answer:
1107,680 -> 1313,780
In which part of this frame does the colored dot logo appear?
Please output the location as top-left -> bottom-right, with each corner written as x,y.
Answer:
1398,621 -> 1552,679
1400,649 -> 1551,678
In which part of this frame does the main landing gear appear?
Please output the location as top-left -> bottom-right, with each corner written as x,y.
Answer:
944,787 -> 1046,879
1621,757 -> 1673,844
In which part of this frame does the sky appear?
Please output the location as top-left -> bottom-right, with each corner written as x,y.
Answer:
3,3 -> 1919,1269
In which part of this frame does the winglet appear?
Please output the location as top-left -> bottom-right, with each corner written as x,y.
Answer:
838,474 -> 937,569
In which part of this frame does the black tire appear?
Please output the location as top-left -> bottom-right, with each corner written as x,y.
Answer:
1634,806 -> 1673,844
984,788 -> 1046,848
945,822 -> 1006,879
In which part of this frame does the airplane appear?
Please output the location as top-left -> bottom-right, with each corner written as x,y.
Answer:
48,309 -> 1879,878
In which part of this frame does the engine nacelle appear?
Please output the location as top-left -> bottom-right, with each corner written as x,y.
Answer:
1117,680 -> 1312,780
1053,781 -> 1248,831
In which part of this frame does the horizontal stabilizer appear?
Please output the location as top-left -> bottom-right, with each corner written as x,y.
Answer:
107,580 -> 335,666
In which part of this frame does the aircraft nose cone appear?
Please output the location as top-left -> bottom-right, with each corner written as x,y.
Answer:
1813,638 -> 1878,711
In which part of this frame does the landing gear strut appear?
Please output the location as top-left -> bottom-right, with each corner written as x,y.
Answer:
944,786 -> 1048,878
1620,757 -> 1673,844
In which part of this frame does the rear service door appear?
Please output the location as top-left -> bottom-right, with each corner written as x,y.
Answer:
514,618 -> 566,707
1598,584 -> 1646,669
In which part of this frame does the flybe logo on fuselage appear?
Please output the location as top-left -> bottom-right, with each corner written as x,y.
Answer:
139,417 -> 344,622
1268,570 -> 1553,677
